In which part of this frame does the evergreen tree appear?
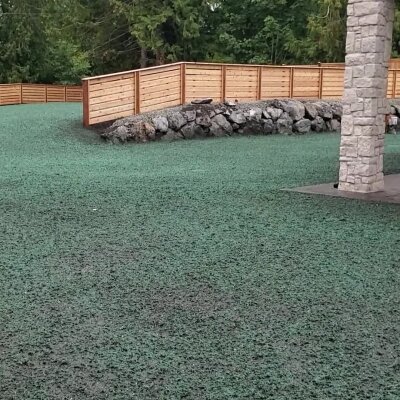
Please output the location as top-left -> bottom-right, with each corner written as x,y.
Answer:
1,0 -> 400,83
110,0 -> 209,66
0,0 -> 48,82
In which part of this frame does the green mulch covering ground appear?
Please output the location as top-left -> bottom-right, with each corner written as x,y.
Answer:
1,103 -> 400,399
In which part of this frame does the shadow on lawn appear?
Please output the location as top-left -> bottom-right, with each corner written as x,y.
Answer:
59,118 -> 104,145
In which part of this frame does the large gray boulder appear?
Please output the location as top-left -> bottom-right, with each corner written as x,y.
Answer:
152,116 -> 169,133
262,119 -> 275,134
115,126 -> 129,141
127,122 -> 146,142
223,108 -> 232,117
160,129 -> 184,141
228,111 -> 246,125
276,113 -> 293,134
281,100 -> 305,122
196,114 -> 212,128
180,122 -> 205,139
214,107 -> 225,115
191,98 -> 213,105
168,112 -> 187,131
327,119 -> 341,132
304,103 -> 318,120
311,116 -> 326,132
332,119 -> 341,132
266,107 -> 283,121
331,102 -> 343,120
314,101 -> 333,120
294,119 -> 312,134
109,117 -> 132,129
243,120 -> 264,135
247,107 -> 263,121
145,122 -> 156,140
184,110 -> 196,122
209,114 -> 233,137
133,122 -> 156,141
262,110 -> 271,119
104,125 -> 130,143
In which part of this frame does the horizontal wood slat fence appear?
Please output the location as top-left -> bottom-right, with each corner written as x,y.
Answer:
320,58 -> 400,70
0,84 -> 82,106
82,61 -> 400,126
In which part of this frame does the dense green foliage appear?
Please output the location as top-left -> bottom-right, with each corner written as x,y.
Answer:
1,103 -> 400,398
0,0 -> 399,82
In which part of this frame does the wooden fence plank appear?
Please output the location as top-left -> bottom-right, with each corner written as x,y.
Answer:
90,91 -> 135,106
47,85 -> 67,102
0,84 -> 21,105
181,63 -> 186,105
66,87 -> 83,102
89,84 -> 135,99
83,81 -> 90,127
90,78 -> 135,93
141,98 -> 182,113
135,72 -> 140,114
0,83 -> 82,106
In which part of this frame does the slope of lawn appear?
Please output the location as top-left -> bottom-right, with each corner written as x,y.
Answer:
1,103 -> 400,399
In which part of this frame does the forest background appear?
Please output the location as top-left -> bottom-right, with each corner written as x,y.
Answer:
1,0 -> 399,84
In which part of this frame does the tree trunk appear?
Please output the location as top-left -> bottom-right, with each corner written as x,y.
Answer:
155,49 -> 166,65
140,47 -> 147,68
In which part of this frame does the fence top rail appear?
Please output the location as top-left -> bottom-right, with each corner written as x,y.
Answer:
81,61 -> 353,82
186,62 -> 344,69
80,58 -> 400,84
0,83 -> 82,87
82,62 -> 186,82
188,61 -> 398,72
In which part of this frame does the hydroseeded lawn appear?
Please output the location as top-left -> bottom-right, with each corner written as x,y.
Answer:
1,103 -> 400,400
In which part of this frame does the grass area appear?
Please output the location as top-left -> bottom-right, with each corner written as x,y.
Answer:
1,103 -> 400,399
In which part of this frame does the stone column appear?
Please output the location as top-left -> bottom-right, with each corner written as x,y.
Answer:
339,0 -> 395,193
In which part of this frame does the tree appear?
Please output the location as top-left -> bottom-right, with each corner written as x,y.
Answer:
110,0 -> 210,67
305,0 -> 347,62
40,0 -> 90,83
1,0 -> 400,83
0,0 -> 48,82
0,0 -> 90,84
213,0 -> 317,65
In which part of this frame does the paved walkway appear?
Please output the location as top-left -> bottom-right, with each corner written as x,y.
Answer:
289,174 -> 400,204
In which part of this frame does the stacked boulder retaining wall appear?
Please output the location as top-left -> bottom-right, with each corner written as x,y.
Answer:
99,99 -> 400,144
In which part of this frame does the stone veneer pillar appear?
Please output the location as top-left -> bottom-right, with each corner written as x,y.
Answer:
339,0 -> 395,193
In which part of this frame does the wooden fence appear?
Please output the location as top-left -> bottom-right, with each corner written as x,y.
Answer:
82,61 -> 400,126
320,58 -> 400,69
0,84 -> 83,106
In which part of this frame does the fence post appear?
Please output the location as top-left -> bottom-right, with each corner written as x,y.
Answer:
318,68 -> 324,99
45,85 -> 48,103
20,84 -> 23,104
289,67 -> 294,98
257,66 -> 262,100
392,71 -> 396,99
180,63 -> 186,105
135,71 -> 141,115
64,86 -> 67,102
82,80 -> 90,127
221,65 -> 227,102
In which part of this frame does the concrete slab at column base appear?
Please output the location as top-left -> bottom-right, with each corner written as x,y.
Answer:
287,174 -> 400,204
338,179 -> 384,193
